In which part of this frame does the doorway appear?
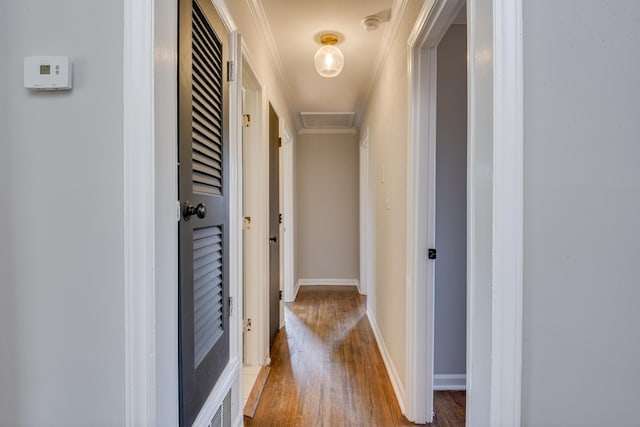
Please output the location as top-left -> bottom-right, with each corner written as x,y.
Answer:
405,0 -> 467,422
267,104 -> 281,348
433,21 -> 467,394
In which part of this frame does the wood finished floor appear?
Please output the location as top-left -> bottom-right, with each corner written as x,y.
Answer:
244,286 -> 465,427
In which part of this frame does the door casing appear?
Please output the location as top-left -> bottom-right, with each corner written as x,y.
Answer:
406,0 -> 525,425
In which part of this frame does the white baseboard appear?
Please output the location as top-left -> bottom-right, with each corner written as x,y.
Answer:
366,309 -> 406,413
293,280 -> 301,300
192,357 -> 240,427
433,374 -> 466,391
296,278 -> 360,287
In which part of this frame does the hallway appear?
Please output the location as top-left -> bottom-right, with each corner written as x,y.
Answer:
245,286 -> 465,426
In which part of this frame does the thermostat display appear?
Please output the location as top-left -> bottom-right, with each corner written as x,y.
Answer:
24,56 -> 72,91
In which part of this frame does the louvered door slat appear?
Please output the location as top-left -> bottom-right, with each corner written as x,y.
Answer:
193,92 -> 222,128
191,1 -> 223,197
179,0 -> 229,424
192,13 -> 223,67
193,119 -> 222,146
192,225 -> 224,367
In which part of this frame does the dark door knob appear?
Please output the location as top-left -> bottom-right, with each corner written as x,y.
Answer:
183,202 -> 207,221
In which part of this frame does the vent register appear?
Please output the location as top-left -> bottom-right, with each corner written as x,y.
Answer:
191,1 -> 224,368
300,112 -> 355,129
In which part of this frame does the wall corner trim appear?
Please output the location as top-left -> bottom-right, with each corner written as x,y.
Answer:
123,0 -> 156,424
490,0 -> 524,425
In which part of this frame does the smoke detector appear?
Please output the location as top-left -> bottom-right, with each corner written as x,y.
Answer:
361,15 -> 382,31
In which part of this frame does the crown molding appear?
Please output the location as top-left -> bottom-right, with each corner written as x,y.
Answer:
355,0 -> 409,128
244,0 -> 295,104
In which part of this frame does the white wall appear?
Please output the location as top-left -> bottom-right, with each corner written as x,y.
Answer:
522,1 -> 640,425
434,24 -> 467,378
359,0 -> 424,395
295,132 -> 359,281
1,1 -> 126,425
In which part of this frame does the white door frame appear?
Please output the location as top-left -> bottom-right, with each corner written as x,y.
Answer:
281,129 -> 295,304
405,0 -> 524,425
124,0 -> 244,424
241,46 -> 268,367
359,129 -> 372,296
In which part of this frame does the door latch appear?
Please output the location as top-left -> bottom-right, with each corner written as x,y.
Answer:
428,248 -> 437,260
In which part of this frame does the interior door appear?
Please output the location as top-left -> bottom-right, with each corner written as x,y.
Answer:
268,104 -> 280,348
178,0 -> 229,425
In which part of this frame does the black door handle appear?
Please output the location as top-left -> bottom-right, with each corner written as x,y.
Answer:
183,202 -> 207,221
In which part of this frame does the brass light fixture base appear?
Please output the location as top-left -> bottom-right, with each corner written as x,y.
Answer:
320,34 -> 339,46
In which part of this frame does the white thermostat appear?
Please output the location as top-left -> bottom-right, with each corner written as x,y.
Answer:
24,56 -> 72,91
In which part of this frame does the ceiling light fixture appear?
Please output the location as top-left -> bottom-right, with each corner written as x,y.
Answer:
314,33 -> 344,78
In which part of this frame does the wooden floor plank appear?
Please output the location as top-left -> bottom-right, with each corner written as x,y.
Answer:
244,365 -> 271,418
244,286 -> 465,426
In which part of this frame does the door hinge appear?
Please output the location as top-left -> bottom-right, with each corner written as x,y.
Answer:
279,213 -> 283,224
278,137 -> 282,148
279,290 -> 283,301
227,61 -> 235,82
228,296 -> 233,317
428,248 -> 437,260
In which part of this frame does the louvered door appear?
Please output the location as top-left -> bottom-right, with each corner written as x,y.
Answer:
178,0 -> 229,425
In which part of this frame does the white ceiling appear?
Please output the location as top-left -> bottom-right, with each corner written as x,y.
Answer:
259,0 -> 394,130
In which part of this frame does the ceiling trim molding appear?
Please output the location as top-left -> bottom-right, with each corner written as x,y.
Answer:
355,0 -> 410,127
298,128 -> 357,135
244,0 -> 295,104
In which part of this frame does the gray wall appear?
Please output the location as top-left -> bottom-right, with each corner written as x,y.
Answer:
1,0 -> 126,425
295,133 -> 359,281
522,1 -> 640,426
0,6 -> 14,423
434,24 -> 467,377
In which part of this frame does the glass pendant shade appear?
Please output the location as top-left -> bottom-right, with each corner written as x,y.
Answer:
314,45 -> 344,78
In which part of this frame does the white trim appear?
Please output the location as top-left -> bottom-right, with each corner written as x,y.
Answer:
282,130 -> 296,303
359,129 -> 371,296
293,280 -> 301,301
367,310 -> 406,414
153,0 -> 179,422
123,0 -> 156,424
490,0 -> 524,425
297,128 -> 357,135
244,0 -> 295,107
211,0 -> 238,32
296,279 -> 360,287
240,43 -> 269,367
191,358 -> 241,427
228,30 -> 244,425
433,374 -> 467,391
405,0 -> 465,423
